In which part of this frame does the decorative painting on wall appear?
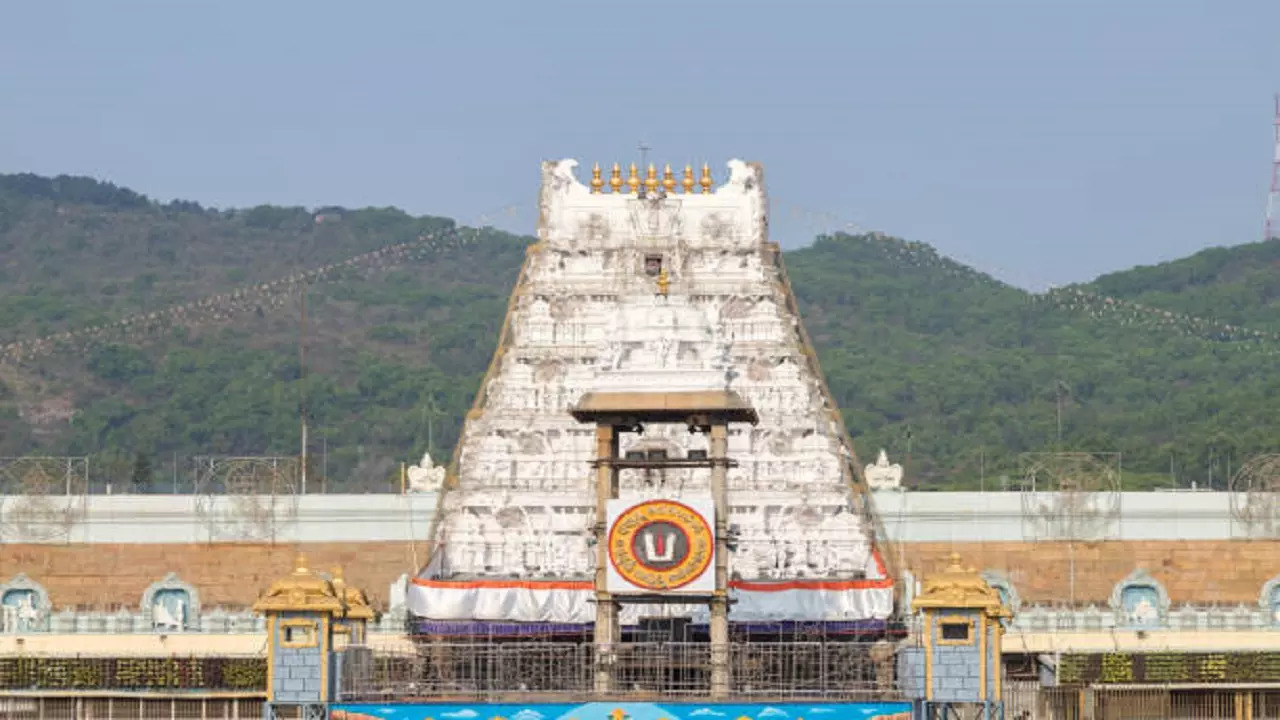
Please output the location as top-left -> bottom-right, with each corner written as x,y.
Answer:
331,702 -> 913,720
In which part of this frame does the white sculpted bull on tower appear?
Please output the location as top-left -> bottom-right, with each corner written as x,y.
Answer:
410,160 -> 894,627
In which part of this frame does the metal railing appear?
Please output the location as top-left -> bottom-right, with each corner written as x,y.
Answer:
1003,681 -> 1280,719
901,605 -> 1280,634
0,696 -> 265,720
339,641 -> 899,702
0,655 -> 267,693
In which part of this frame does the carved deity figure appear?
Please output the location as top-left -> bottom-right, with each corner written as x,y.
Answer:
1,592 -> 41,633
501,540 -> 524,576
575,535 -> 594,576
656,336 -> 677,368
724,159 -> 754,191
152,593 -> 186,631
16,594 -> 39,632
549,159 -> 587,196
1129,596 -> 1158,626
462,526 -> 486,573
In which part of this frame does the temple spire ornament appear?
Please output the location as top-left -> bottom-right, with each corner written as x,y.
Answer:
662,165 -> 676,194
609,163 -> 623,194
590,163 -> 603,194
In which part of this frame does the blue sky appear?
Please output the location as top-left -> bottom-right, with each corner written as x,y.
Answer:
2,0 -> 1277,289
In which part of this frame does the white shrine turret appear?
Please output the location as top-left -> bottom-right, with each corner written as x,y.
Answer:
866,449 -> 905,491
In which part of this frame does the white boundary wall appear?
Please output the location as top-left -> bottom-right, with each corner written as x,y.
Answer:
0,493 -> 439,544
872,490 -> 1250,542
0,490 -> 1250,544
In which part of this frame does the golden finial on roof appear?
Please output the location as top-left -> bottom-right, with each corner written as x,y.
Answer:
912,552 -> 1010,617
644,164 -> 658,193
699,163 -> 713,194
682,165 -> 695,194
590,163 -> 603,194
627,163 -> 640,194
662,164 -> 676,193
609,163 -> 623,193
656,268 -> 670,296
253,552 -> 344,615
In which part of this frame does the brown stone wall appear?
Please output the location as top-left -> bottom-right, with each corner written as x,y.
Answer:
4,538 -> 1276,611
897,540 -> 1280,606
0,541 -> 427,610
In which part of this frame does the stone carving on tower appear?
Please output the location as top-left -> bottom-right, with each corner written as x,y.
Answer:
409,159 -> 894,626
406,452 -> 446,493
866,450 -> 904,491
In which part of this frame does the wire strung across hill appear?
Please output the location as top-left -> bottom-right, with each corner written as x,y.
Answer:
1037,286 -> 1280,349
803,226 -> 1280,350
809,225 -> 1280,351
0,200 -> 875,365
5,203 -> 1279,366
0,224 -> 490,366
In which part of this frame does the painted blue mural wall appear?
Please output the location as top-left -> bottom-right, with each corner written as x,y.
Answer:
331,701 -> 912,720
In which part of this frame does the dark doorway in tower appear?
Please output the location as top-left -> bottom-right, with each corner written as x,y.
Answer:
644,254 -> 663,277
633,617 -> 695,643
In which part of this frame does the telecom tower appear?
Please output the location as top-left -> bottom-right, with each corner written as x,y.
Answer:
1266,94 -> 1280,242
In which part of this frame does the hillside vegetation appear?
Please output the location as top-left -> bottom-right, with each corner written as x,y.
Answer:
1,172 -> 1276,492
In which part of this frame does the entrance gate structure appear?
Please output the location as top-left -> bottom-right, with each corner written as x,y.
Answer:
383,157 -> 908,710
570,390 -> 757,698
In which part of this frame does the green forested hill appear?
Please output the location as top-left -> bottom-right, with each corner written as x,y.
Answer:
788,234 -> 1280,489
1086,239 -> 1280,331
1,173 -> 1276,491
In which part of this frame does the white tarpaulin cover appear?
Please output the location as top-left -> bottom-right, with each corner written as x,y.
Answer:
409,552 -> 895,623
407,579 -> 894,623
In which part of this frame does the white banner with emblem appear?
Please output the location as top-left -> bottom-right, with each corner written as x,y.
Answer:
605,497 -> 716,595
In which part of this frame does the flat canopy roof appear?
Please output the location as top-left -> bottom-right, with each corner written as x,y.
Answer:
570,390 -> 758,425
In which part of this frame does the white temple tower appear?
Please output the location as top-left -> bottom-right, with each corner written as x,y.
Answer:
408,160 -> 895,630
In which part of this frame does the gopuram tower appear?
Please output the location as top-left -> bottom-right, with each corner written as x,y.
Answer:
409,160 -> 895,634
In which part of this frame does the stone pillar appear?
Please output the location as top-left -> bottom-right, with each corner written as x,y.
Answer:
708,421 -> 730,699
593,423 -> 620,694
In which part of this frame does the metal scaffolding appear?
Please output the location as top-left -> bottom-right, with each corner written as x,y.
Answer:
339,640 -> 900,703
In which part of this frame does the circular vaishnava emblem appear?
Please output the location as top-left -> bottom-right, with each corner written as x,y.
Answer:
608,500 -> 713,591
